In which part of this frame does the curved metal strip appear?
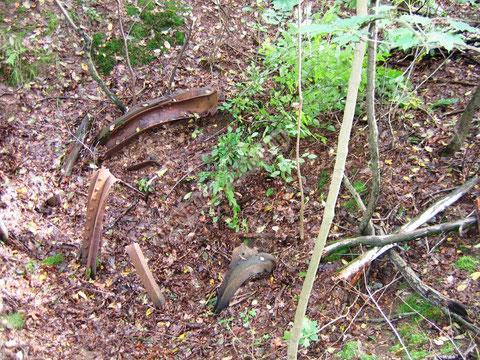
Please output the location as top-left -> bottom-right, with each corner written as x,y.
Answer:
80,168 -> 117,277
95,87 -> 219,159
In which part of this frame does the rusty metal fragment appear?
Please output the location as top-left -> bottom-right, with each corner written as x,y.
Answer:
80,167 -> 117,278
95,87 -> 219,158
214,244 -> 276,314
126,242 -> 165,308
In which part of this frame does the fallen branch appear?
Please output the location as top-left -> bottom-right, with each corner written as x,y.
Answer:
62,113 -> 93,176
324,217 -> 476,256
54,0 -> 127,113
336,176 -> 479,282
390,250 -> 480,336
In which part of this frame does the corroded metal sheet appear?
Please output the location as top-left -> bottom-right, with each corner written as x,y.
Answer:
80,167 -> 117,277
214,244 -> 276,314
96,87 -> 219,158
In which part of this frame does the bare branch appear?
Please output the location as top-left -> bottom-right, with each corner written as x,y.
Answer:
295,1 -> 305,242
359,1 -> 380,235
116,0 -> 137,106
54,0 -> 127,113
324,217 -> 476,256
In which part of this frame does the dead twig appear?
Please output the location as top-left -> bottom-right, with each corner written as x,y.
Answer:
167,19 -> 194,93
62,113 -> 94,176
117,179 -> 148,200
116,0 -> 137,106
107,199 -> 140,231
364,275 -> 413,360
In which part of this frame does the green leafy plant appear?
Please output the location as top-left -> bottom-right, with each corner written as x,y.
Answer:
239,308 -> 257,328
137,177 -> 154,194
41,253 -> 64,267
201,6 -> 420,228
337,340 -> 360,359
1,312 -> 25,330
24,260 -> 37,273
454,255 -> 479,273
283,316 -> 319,348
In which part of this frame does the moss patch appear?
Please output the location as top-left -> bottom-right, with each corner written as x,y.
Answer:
454,256 -> 479,274
396,293 -> 442,321
92,0 -> 186,75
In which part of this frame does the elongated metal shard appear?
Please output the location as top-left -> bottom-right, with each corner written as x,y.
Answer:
96,87 -> 219,158
80,167 -> 117,278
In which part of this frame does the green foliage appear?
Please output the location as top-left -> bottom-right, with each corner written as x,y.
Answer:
239,308 -> 257,328
91,0 -> 186,75
429,97 -> 459,109
1,312 -> 25,330
302,8 -> 479,52
200,128 -> 264,230
390,324 -> 430,359
46,11 -> 58,35
337,341 -> 359,359
283,316 -> 319,348
440,342 -> 454,355
137,177 -> 154,193
265,188 -> 275,197
24,260 -> 37,273
396,294 -> 442,320
454,255 -> 479,273
398,324 -> 428,346
0,33 -> 36,86
202,7 -> 417,227
42,253 -> 64,267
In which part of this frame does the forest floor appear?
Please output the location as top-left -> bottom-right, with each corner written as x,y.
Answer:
1,0 -> 479,359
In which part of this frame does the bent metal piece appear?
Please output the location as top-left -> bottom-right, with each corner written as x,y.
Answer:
80,167 -> 117,278
214,245 -> 276,314
96,87 -> 219,158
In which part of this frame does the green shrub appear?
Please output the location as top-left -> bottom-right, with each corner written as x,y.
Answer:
201,7 -> 415,227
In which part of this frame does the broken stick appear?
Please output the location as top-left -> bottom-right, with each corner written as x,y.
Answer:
323,217 -> 476,256
336,176 -> 479,282
126,243 -> 165,308
62,113 -> 93,176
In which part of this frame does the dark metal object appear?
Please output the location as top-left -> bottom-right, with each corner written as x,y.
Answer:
95,87 -> 219,158
214,244 -> 276,314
